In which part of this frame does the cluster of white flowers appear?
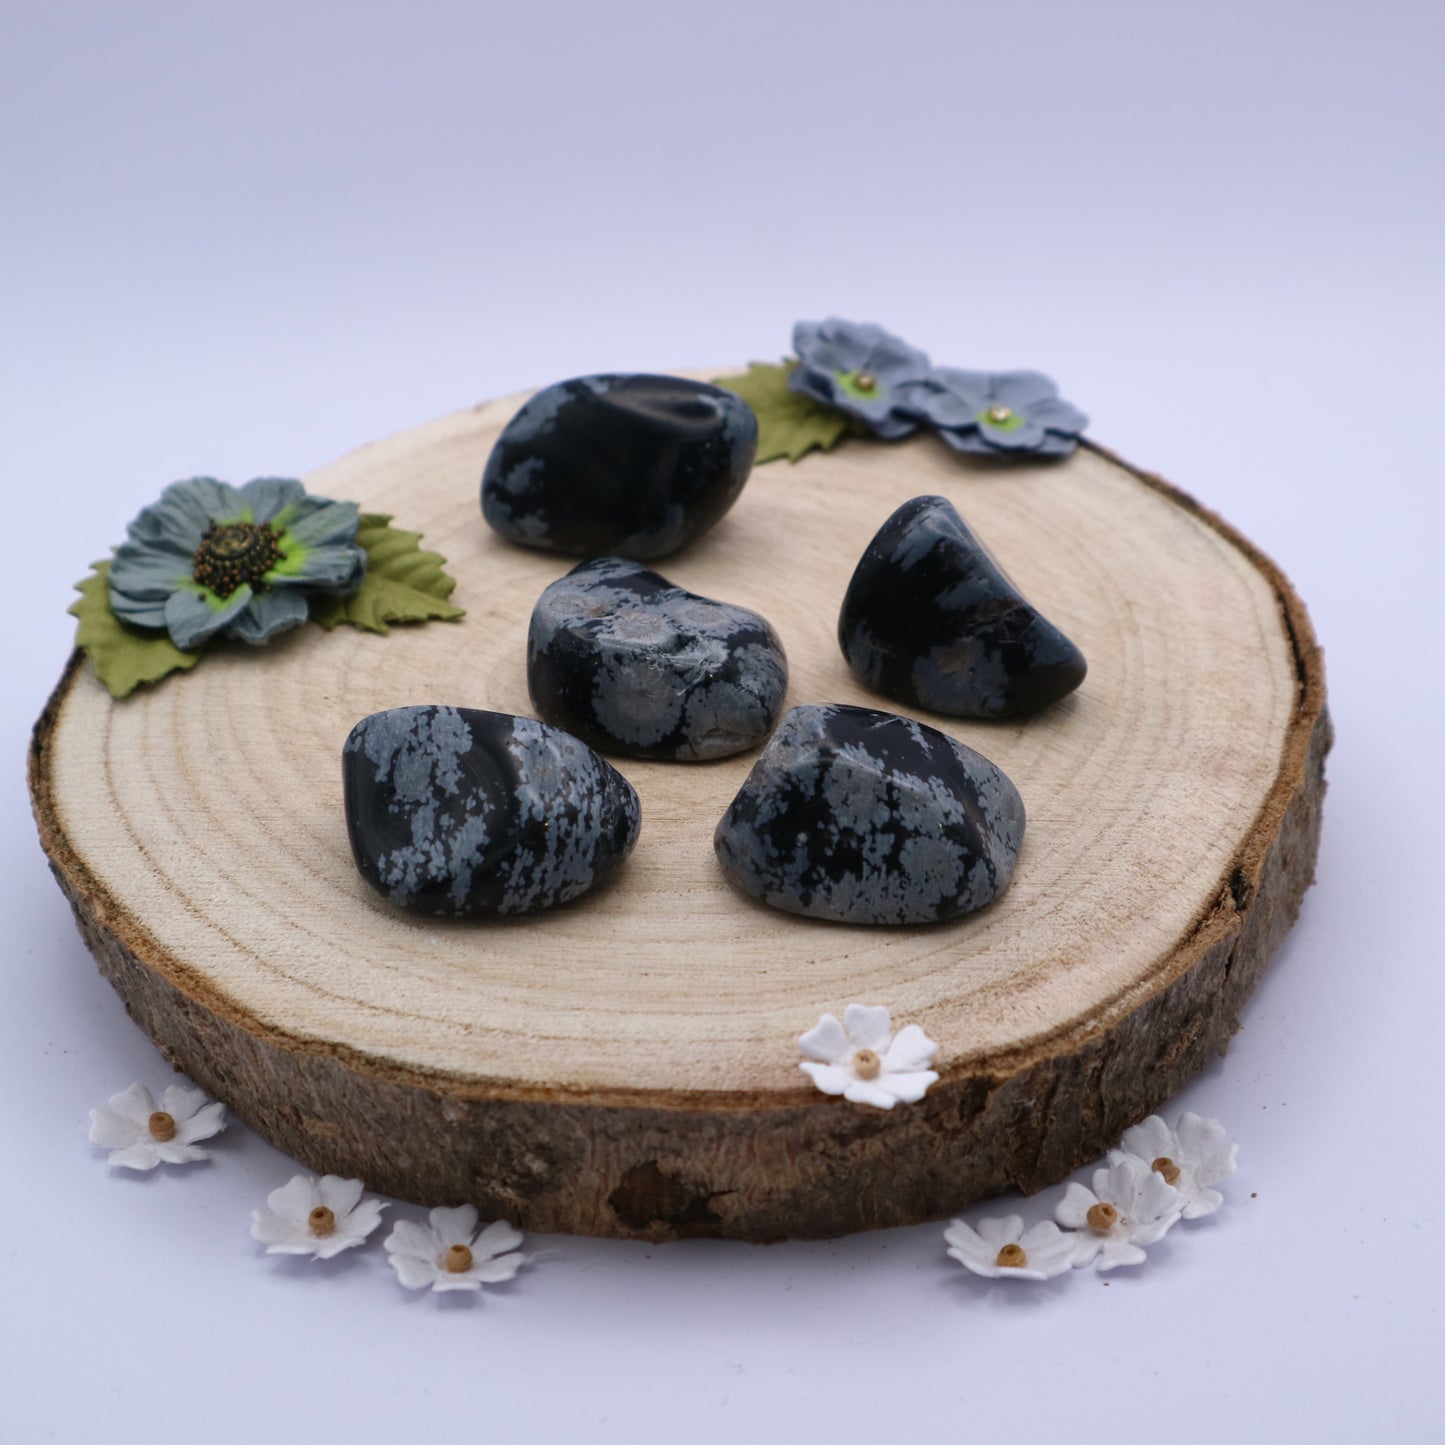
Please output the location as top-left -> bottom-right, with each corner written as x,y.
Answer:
945,1112 -> 1238,1281
795,1009 -> 1239,1285
90,1079 -> 530,1296
252,1186 -> 530,1292
87,1063 -> 1233,1299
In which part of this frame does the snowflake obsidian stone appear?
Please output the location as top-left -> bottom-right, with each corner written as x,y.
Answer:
527,557 -> 788,762
839,494 -> 1087,718
713,704 -> 1025,925
481,374 -> 759,559
342,705 -> 640,917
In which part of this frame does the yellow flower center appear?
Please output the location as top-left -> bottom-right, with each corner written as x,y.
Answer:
308,1206 -> 337,1238
1086,1202 -> 1119,1233
852,1048 -> 882,1080
854,372 -> 877,393
995,1243 -> 1028,1269
985,404 -> 1014,425
442,1243 -> 474,1273
147,1111 -> 177,1142
1152,1156 -> 1182,1186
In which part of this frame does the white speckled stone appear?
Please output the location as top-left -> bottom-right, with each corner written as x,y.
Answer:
343,705 -> 640,917
714,703 -> 1025,925
528,557 -> 788,761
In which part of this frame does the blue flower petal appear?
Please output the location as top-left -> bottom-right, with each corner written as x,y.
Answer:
858,330 -> 933,377
865,408 -> 922,440
166,477 -> 250,530
164,585 -> 252,650
240,477 -> 306,526
793,319 -> 932,380
124,510 -> 195,556
228,587 -> 309,645
990,371 -> 1061,411
1034,431 -> 1082,456
791,320 -> 852,376
934,425 -> 993,455
110,546 -> 193,600
936,419 -> 1078,457
284,497 -> 361,549
125,478 -> 249,555
270,543 -> 366,590
109,593 -> 170,629
787,365 -> 834,406
124,510 -> 203,557
930,368 -> 991,402
896,376 -> 982,430
1027,396 -> 1089,436
788,370 -> 918,438
975,417 -> 1051,450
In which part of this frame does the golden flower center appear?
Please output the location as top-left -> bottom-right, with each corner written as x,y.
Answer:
854,372 -> 878,393
852,1048 -> 882,1080
995,1243 -> 1028,1269
442,1243 -> 474,1273
1152,1156 -> 1182,1186
191,520 -> 283,598
1086,1202 -> 1119,1233
985,404 -> 1014,425
147,1111 -> 177,1142
309,1206 -> 337,1238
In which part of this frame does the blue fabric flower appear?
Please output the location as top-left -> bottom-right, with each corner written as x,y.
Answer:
109,477 -> 366,650
790,319 -> 934,439
900,368 -> 1088,456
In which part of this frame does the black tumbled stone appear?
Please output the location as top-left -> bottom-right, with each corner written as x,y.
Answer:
714,703 -> 1025,925
528,557 -> 788,762
342,705 -> 640,917
839,494 -> 1086,718
481,374 -> 759,559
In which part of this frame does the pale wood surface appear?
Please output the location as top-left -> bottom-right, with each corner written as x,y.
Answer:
30,389 -> 1329,1238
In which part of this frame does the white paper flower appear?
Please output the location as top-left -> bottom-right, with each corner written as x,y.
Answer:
250,1174 -> 387,1259
1055,1156 -> 1183,1271
798,1003 -> 939,1109
87,1081 -> 225,1170
1109,1111 -> 1237,1219
384,1205 -> 529,1292
944,1214 -> 1077,1281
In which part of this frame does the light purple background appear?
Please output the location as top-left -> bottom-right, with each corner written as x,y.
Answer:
3,3 -> 1442,1441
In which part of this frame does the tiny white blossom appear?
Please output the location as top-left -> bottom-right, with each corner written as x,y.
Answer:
798,1003 -> 939,1109
944,1214 -> 1076,1280
88,1081 -> 225,1170
1109,1112 -> 1237,1219
250,1175 -> 387,1259
1055,1156 -> 1182,1271
384,1205 -> 529,1293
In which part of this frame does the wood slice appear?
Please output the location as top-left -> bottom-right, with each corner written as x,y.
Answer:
29,386 -> 1330,1240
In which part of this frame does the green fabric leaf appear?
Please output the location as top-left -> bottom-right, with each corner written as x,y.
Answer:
308,513 -> 464,635
712,360 -> 860,464
70,563 -> 204,698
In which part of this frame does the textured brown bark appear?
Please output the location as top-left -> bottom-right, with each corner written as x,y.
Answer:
28,428 -> 1329,1241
